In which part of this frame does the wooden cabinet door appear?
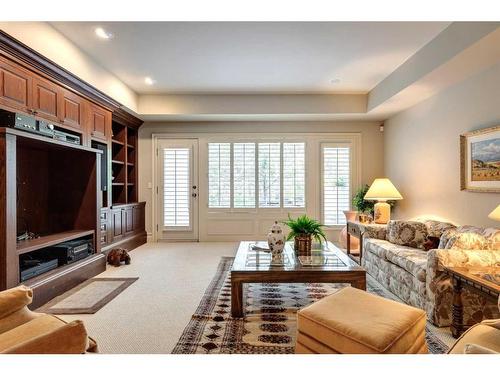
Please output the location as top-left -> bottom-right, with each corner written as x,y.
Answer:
132,205 -> 140,232
0,59 -> 32,112
61,89 -> 84,130
89,104 -> 111,141
111,208 -> 123,241
32,77 -> 62,123
123,206 -> 134,234
132,204 -> 145,232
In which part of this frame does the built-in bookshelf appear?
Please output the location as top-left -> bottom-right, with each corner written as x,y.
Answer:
111,121 -> 138,205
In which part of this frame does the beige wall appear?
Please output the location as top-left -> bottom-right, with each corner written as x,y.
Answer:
138,121 -> 384,237
0,22 -> 138,111
384,62 -> 500,227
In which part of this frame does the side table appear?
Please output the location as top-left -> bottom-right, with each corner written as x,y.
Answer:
443,266 -> 500,338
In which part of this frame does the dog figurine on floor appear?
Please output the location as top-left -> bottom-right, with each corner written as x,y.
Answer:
107,248 -> 131,267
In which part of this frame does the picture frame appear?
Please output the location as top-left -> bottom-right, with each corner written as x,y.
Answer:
460,125 -> 500,193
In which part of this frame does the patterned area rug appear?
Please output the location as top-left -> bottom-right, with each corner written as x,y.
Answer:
172,257 -> 452,354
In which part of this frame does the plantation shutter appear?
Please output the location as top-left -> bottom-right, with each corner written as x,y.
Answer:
258,143 -> 281,207
163,148 -> 190,227
233,143 -> 256,208
322,145 -> 351,225
208,143 -> 231,208
283,142 -> 305,208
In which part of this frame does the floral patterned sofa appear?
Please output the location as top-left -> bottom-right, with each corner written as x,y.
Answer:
360,220 -> 500,327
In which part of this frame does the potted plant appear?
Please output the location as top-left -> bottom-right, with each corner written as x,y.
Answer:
283,214 -> 327,255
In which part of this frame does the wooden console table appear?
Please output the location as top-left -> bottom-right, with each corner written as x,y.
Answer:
444,266 -> 500,338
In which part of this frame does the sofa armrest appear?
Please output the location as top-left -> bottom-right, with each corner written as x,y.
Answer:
357,223 -> 387,240
426,249 -> 500,295
0,286 -> 33,320
1,319 -> 90,354
427,249 -> 500,281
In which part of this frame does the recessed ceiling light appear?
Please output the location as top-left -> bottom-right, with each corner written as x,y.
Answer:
330,78 -> 341,84
95,27 -> 113,40
144,77 -> 155,85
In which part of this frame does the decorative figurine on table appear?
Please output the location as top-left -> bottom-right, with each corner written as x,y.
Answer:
267,221 -> 286,265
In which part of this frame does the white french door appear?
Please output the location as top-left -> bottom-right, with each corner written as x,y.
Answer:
157,139 -> 198,241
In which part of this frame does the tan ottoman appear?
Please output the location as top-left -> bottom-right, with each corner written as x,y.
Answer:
296,287 -> 428,354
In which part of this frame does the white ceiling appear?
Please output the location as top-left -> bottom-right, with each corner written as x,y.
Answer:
50,22 -> 449,95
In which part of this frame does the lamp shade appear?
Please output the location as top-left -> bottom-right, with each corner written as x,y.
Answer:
364,178 -> 403,201
488,205 -> 500,221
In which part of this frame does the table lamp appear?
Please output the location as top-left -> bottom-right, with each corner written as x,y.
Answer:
488,205 -> 500,221
364,178 -> 403,224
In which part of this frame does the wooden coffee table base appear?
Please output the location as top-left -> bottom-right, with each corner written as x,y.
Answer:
230,271 -> 366,318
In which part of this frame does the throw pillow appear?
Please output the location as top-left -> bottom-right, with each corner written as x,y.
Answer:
446,232 -> 490,250
439,228 -> 458,249
424,220 -> 456,238
423,236 -> 441,251
387,220 -> 428,250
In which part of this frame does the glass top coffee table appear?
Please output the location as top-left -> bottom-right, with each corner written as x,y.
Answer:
230,241 -> 366,317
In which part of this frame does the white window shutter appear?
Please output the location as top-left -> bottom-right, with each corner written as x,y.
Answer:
258,143 -> 281,208
283,142 -> 305,208
208,143 -> 231,208
163,148 -> 190,227
323,146 -> 350,225
233,143 -> 256,208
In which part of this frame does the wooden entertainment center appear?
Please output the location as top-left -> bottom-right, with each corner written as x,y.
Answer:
0,31 -> 146,308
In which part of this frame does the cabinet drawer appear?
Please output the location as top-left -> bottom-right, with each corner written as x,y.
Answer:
100,233 -> 108,245
100,222 -> 108,232
100,209 -> 109,221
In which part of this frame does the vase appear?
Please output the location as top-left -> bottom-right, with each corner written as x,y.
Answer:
267,221 -> 286,264
338,210 -> 359,250
294,234 -> 312,256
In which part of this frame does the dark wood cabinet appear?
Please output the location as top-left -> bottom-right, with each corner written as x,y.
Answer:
133,204 -> 144,231
0,31 -> 144,308
102,202 -> 146,253
123,206 -> 134,234
61,89 -> 84,130
32,76 -> 62,123
0,59 -> 32,113
89,103 -> 111,142
111,207 -> 124,241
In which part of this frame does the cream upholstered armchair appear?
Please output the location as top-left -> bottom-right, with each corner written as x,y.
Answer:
0,285 -> 97,354
448,318 -> 500,354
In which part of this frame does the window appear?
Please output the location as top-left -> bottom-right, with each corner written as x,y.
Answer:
233,143 -> 256,208
258,143 -> 281,207
163,148 -> 190,227
208,143 -> 231,208
208,141 -> 306,209
322,145 -> 350,225
283,143 -> 305,207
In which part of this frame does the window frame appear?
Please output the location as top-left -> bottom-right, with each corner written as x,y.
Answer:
320,141 -> 354,228
206,137 -> 308,213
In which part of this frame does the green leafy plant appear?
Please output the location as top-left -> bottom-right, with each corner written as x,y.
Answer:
283,214 -> 327,243
352,184 -> 396,215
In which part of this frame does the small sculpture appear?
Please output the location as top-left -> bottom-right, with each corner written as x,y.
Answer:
267,221 -> 285,264
107,247 -> 131,267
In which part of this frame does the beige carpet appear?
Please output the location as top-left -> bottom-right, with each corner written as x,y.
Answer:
56,242 -> 238,354
54,241 -> 453,354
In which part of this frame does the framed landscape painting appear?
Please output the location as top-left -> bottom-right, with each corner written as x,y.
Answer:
460,125 -> 500,192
